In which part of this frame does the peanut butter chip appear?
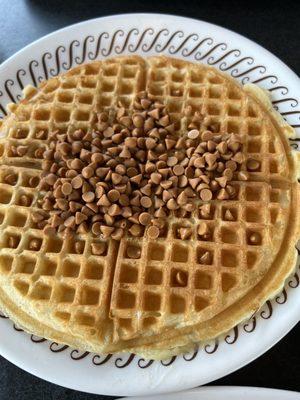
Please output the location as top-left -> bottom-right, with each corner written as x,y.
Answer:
126,246 -> 141,259
187,129 -> 200,139
167,156 -> 178,167
139,212 -> 151,226
237,171 -> 249,181
199,251 -> 211,264
19,194 -> 31,206
75,241 -> 84,254
8,236 -> 18,248
247,159 -> 260,171
249,232 -> 261,244
175,271 -> 187,286
91,242 -> 106,255
178,227 -> 192,240
4,174 -> 17,185
200,188 -> 212,202
61,182 -> 72,195
224,209 -> 235,221
147,225 -> 160,239
173,165 -> 184,176
198,222 -> 209,236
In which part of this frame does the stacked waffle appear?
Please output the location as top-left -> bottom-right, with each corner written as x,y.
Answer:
0,56 -> 298,359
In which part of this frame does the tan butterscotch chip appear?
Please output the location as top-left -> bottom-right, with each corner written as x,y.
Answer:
226,160 -> 237,171
147,225 -> 160,239
199,251 -> 211,264
187,129 -> 200,139
140,196 -> 152,208
126,246 -> 141,259
200,188 -> 212,202
247,159 -> 260,171
201,130 -> 214,141
167,156 -> 178,167
237,171 -> 249,181
8,236 -> 18,248
19,194 -> 31,206
4,174 -> 17,185
61,182 -> 72,196
198,222 -> 209,236
129,224 -> 142,237
249,232 -> 261,244
75,241 -> 84,254
173,165 -> 184,176
91,242 -> 106,255
175,271 -> 188,286
107,189 -> 120,202
224,209 -> 235,221
28,239 -> 41,251
82,192 -> 95,203
177,227 -> 192,240
139,212 -> 151,226
108,204 -> 122,216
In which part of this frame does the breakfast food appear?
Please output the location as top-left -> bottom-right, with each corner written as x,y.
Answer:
0,56 -> 298,359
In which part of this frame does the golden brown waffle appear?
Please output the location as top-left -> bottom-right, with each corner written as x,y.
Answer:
0,56 -> 299,359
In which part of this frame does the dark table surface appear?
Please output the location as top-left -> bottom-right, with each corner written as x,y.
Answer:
0,0 -> 299,399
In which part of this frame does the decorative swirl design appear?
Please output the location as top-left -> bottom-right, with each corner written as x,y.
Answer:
169,33 -> 199,56
88,32 -> 109,60
30,335 -> 47,343
219,55 -> 253,71
49,342 -> 69,352
115,29 -> 139,54
28,60 -> 42,87
155,31 -> 184,53
115,354 -> 135,368
41,52 -> 52,80
0,311 -> 8,318
269,86 -> 289,95
243,316 -> 257,333
142,29 -> 169,52
260,300 -> 273,319
138,358 -> 155,368
209,49 -> 241,67
288,271 -> 300,289
182,37 -> 213,57
49,46 -> 66,76
70,350 -> 90,360
13,324 -> 23,332
183,349 -> 198,361
195,43 -> 227,61
204,340 -> 219,354
62,40 -> 80,70
160,356 -> 176,366
4,79 -> 17,103
16,69 -> 26,90
75,36 -> 95,64
101,30 -> 124,57
128,28 -> 153,52
275,288 -> 287,304
92,353 -> 113,365
252,75 -> 278,85
230,65 -> 266,84
272,98 -> 299,107
224,326 -> 239,344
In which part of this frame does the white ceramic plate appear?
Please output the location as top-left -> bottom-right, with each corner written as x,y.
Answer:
126,386 -> 300,400
0,13 -> 299,397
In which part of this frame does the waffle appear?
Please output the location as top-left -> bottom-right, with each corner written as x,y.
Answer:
0,56 -> 298,359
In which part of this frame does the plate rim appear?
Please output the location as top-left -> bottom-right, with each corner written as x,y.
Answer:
0,12 -> 299,396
